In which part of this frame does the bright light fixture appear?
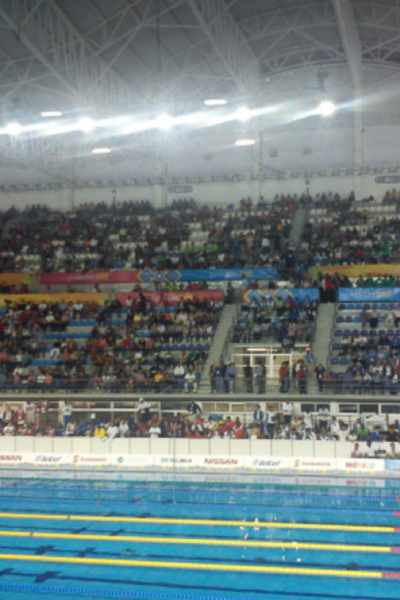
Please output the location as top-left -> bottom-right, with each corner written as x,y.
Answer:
5,122 -> 22,136
318,100 -> 336,117
235,138 -> 255,147
41,111 -> 63,117
156,114 -> 174,130
78,117 -> 95,132
236,106 -> 252,122
92,147 -> 111,155
204,99 -> 228,107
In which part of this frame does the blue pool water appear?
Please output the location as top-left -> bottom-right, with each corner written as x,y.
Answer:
0,470 -> 398,599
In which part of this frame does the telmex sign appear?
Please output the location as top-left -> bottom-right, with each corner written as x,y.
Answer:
167,185 -> 193,194
375,176 -> 400,184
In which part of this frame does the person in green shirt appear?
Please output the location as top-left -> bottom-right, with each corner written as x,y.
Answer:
356,424 -> 370,441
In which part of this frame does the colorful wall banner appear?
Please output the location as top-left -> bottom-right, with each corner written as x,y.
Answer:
308,264 -> 400,279
242,288 -> 319,305
115,291 -> 224,306
0,290 -> 223,309
0,268 -> 277,287
338,287 -> 400,302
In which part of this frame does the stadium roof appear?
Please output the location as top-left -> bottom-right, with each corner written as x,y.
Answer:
0,0 -> 400,187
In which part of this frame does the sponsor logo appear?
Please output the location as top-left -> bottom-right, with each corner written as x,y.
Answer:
117,457 -> 124,464
160,458 -> 192,464
294,459 -> 332,468
73,455 -> 107,463
0,455 -> 22,461
35,456 -> 62,463
204,458 -> 238,465
375,175 -> 400,184
345,461 -> 377,469
252,459 -> 281,467
167,185 -> 193,194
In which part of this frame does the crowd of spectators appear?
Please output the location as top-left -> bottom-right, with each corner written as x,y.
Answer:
0,197 -> 293,274
234,293 -> 318,348
1,399 -> 399,454
0,294 -> 221,393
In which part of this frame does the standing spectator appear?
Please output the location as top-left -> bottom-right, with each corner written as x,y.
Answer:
281,400 -> 294,425
253,404 -> 265,432
214,362 -> 225,393
226,362 -> 237,394
297,361 -> 308,394
315,364 -> 326,393
187,399 -> 202,421
266,405 -> 277,438
255,361 -> 266,394
243,362 -> 253,393
62,401 -> 73,427
137,397 -> 151,423
279,361 -> 290,393
318,405 -> 330,430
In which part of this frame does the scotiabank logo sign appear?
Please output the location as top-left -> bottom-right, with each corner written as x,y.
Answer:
73,455 -> 107,464
0,455 -> 22,461
294,459 -> 333,468
204,458 -> 238,465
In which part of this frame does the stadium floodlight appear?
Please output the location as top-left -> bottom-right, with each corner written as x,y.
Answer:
204,99 -> 228,107
235,106 -> 252,122
5,122 -> 22,135
92,147 -> 111,154
78,117 -> 95,132
156,114 -> 174,130
317,100 -> 336,117
235,138 -> 255,147
41,111 -> 63,117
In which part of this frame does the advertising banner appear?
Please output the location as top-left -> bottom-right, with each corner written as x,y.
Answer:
0,293 -> 109,309
243,288 -> 319,305
0,453 -> 392,478
309,264 -> 400,279
338,288 -> 400,302
0,268 -> 278,288
115,290 -> 224,306
0,290 -> 223,309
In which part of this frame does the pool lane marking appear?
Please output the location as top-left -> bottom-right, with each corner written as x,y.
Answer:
0,513 -> 397,534
0,552 -> 388,578
0,530 -> 396,553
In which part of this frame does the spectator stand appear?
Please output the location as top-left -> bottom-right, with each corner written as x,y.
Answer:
0,291 -> 224,395
327,287 -> 400,395
0,396 -> 398,444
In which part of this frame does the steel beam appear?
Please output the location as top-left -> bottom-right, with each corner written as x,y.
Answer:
187,0 -> 260,98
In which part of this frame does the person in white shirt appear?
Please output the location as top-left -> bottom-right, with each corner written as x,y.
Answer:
351,442 -> 363,458
62,401 -> 73,427
137,397 -> 151,422
330,417 -> 340,436
119,420 -> 129,438
266,405 -> 278,438
318,406 -> 330,430
364,441 -> 377,458
149,423 -> 161,438
25,401 -> 37,426
281,401 -> 294,425
347,430 -> 357,443
184,369 -> 198,393
337,425 -> 349,442
387,442 -> 399,458
303,411 -> 313,429
107,422 -> 119,440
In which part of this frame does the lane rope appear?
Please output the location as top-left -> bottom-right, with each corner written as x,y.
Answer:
0,512 -> 397,533
0,529 -> 395,553
0,552 -> 388,578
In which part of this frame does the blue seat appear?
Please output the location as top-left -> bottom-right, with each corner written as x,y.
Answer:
340,357 -> 349,365
338,304 -> 346,311
337,316 -> 344,323
345,316 -> 353,323
331,357 -> 339,365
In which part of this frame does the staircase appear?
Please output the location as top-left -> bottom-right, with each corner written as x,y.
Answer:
312,303 -> 336,369
290,207 -> 308,249
199,304 -> 238,392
